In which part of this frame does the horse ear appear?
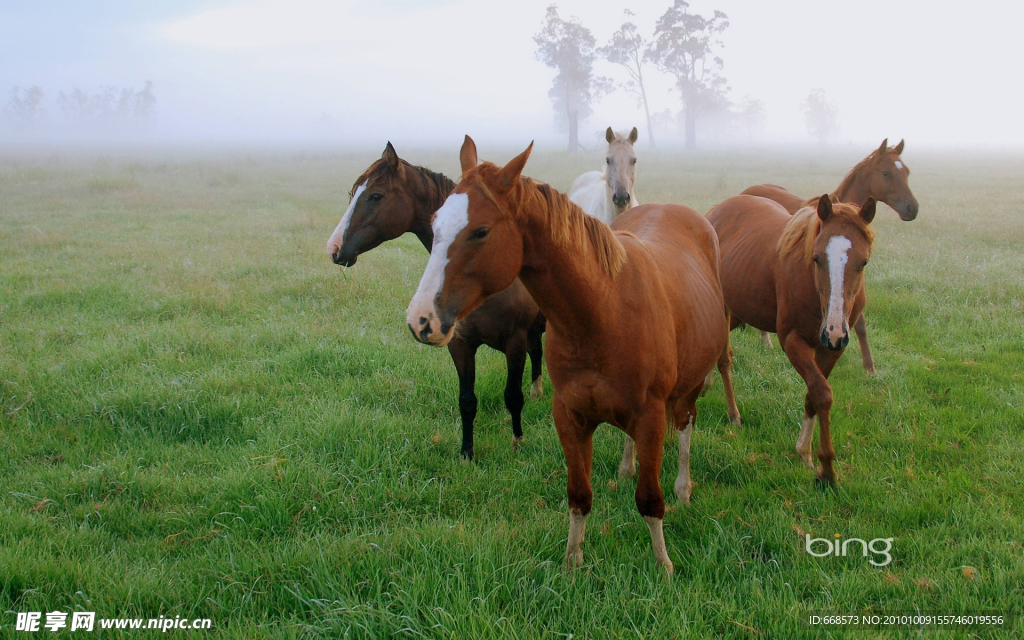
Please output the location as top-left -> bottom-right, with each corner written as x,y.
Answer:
628,127 -> 638,144
816,194 -> 833,222
859,197 -> 876,224
893,139 -> 905,155
877,138 -> 888,155
496,142 -> 533,193
460,135 -> 478,175
383,141 -> 404,177
606,127 -> 615,143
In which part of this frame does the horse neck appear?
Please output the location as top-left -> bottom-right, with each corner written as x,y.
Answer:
512,184 -> 619,335
832,161 -> 873,205
408,166 -> 456,251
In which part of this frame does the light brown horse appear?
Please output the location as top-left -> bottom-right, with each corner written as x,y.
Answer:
708,194 -> 876,486
742,139 -> 917,373
326,142 -> 545,461
406,137 -> 728,573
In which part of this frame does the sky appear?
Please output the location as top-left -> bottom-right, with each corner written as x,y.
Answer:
1,0 -> 1022,148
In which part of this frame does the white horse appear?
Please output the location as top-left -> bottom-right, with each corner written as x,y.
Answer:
568,127 -> 639,224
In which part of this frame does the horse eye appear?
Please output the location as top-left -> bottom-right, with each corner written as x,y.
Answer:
470,227 -> 489,240
883,172 -> 892,179
368,192 -> 383,202
606,158 -> 611,165
630,158 -> 637,165
812,256 -> 821,265
862,259 -> 869,268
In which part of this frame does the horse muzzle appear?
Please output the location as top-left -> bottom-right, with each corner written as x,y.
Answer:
820,325 -> 849,351
899,199 -> 919,221
406,304 -> 455,347
612,191 -> 631,208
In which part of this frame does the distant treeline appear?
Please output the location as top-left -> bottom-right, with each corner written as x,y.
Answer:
3,81 -> 156,136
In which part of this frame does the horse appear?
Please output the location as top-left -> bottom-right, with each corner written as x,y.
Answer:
741,139 -> 918,373
708,194 -> 876,486
568,127 -> 639,224
326,142 -> 546,461
406,136 -> 728,574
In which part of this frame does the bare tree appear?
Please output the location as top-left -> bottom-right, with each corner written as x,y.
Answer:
803,88 -> 839,146
3,85 -> 45,130
650,0 -> 729,149
599,10 -> 656,148
737,95 -> 766,141
534,5 -> 610,153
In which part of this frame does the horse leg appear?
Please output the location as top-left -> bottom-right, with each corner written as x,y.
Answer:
782,335 -> 836,485
527,315 -> 545,400
718,334 -> 742,428
631,402 -> 672,574
502,333 -> 527,447
447,338 -> 478,462
853,314 -> 876,376
553,396 -> 596,568
671,389 -> 702,505
760,330 -> 774,348
618,436 -> 636,479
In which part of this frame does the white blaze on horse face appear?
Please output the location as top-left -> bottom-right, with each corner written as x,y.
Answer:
825,235 -> 852,332
894,160 -> 904,170
405,192 -> 469,343
327,183 -> 365,256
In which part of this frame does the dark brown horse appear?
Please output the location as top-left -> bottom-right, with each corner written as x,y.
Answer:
326,142 -> 545,460
742,139 -> 918,373
709,194 -> 876,485
406,137 -> 728,573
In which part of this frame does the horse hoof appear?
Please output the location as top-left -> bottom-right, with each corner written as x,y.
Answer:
618,462 -> 636,479
674,481 -> 692,505
866,365 -> 878,377
815,476 -> 837,491
565,548 -> 584,568
512,436 -> 525,451
660,559 -> 675,576
760,332 -> 773,348
729,414 -> 742,429
530,379 -> 544,400
461,450 -> 473,463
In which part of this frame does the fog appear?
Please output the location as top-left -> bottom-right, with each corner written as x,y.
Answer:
2,0 -> 1022,150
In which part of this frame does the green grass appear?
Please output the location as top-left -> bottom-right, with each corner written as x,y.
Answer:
1,146 -> 1022,638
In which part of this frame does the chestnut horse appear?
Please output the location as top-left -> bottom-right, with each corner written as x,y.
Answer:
326,142 -> 546,460
406,137 -> 727,573
708,194 -> 876,485
742,139 -> 918,373
568,127 -> 639,223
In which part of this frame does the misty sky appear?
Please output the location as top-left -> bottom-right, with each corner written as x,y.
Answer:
2,0 -> 1022,147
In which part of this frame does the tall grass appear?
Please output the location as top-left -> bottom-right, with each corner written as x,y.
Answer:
1,147 -> 1021,638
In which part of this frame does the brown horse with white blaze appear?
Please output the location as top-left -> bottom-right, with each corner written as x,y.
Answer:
406,137 -> 728,573
709,194 -> 876,486
326,142 -> 546,461
742,139 -> 918,373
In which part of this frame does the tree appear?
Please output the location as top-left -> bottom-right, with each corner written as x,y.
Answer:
802,88 -> 839,146
3,85 -> 45,130
534,5 -> 610,153
599,10 -> 656,148
650,0 -> 729,149
737,95 -> 766,141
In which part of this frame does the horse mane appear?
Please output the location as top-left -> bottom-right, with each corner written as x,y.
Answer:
777,203 -> 876,266
831,146 -> 890,201
350,158 -> 455,201
467,163 -> 627,278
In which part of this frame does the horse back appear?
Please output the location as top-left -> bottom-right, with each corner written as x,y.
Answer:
612,204 -> 728,393
707,195 -> 792,332
741,184 -> 805,214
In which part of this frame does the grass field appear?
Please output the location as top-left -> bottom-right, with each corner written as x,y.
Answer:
1,144 -> 1022,638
